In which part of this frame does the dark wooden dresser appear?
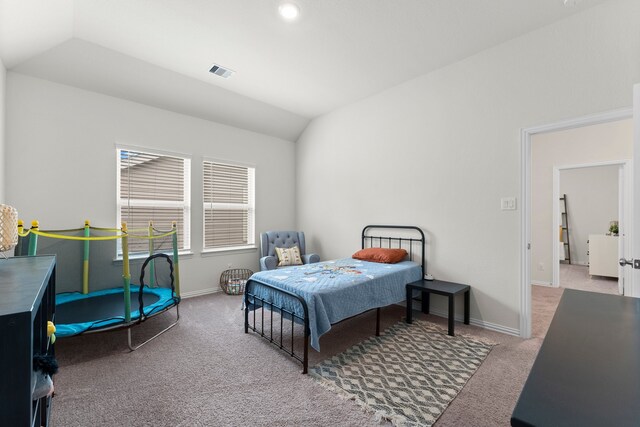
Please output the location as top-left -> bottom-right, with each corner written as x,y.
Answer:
512,289 -> 640,426
0,256 -> 56,427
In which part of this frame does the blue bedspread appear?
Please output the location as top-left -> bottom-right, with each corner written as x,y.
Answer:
246,258 -> 422,351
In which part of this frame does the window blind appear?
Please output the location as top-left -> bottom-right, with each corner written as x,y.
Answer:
118,149 -> 190,254
203,161 -> 255,249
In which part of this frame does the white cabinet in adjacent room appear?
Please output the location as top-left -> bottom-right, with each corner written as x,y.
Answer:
588,234 -> 619,278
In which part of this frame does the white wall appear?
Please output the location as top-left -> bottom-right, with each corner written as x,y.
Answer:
531,119 -> 632,283
6,73 -> 296,295
296,0 -> 640,334
560,165 -> 620,266
0,58 -> 5,202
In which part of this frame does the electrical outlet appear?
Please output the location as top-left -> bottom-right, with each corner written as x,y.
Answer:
538,262 -> 544,271
501,197 -> 517,211
227,263 -> 232,269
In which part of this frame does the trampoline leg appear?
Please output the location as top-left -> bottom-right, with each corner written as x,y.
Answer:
128,305 -> 180,351
127,328 -> 134,351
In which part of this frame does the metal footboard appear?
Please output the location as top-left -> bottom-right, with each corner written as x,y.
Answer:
244,279 -> 310,374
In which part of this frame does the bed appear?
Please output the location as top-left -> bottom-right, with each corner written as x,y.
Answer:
244,225 -> 425,373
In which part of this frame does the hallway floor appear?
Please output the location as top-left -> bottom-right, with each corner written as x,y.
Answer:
532,263 -> 620,338
559,263 -> 619,295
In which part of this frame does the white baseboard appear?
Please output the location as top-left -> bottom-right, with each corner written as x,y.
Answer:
181,287 -> 221,299
531,280 -> 552,287
411,301 -> 520,337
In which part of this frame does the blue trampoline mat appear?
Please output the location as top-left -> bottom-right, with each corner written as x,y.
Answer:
55,285 -> 179,337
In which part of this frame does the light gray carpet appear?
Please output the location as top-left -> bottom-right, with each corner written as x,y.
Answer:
560,263 -> 619,295
311,320 -> 494,426
51,289 -> 558,426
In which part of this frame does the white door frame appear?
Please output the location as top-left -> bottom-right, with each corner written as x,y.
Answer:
552,160 -> 632,294
520,108 -> 632,339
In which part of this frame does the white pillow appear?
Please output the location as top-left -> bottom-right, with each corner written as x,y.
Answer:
275,246 -> 303,267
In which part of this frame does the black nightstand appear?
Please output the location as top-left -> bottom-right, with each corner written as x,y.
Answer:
405,279 -> 470,336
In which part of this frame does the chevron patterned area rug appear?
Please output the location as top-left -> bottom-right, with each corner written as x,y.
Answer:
309,320 -> 494,427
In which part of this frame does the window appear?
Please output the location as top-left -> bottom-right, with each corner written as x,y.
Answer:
203,160 -> 255,251
117,148 -> 191,255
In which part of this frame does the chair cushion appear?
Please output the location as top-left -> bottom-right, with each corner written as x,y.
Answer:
275,246 -> 303,267
261,231 -> 305,258
352,248 -> 407,264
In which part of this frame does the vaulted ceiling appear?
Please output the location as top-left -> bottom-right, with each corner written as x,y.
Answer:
0,0 -> 610,140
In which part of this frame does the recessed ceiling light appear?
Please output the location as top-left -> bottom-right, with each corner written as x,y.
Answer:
278,3 -> 300,21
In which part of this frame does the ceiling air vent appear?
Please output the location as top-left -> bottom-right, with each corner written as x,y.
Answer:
209,64 -> 235,79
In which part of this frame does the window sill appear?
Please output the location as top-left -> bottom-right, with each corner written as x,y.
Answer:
112,250 -> 194,264
201,246 -> 257,256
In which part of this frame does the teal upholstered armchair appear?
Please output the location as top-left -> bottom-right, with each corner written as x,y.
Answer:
259,231 -> 320,271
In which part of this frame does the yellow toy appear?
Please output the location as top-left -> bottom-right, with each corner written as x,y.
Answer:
47,321 -> 56,344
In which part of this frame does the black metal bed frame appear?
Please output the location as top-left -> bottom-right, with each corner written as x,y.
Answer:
244,225 -> 426,374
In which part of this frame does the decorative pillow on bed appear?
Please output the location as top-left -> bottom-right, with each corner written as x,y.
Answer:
275,246 -> 303,267
352,248 -> 408,264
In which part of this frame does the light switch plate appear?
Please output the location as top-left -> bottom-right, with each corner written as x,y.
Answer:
501,197 -> 517,210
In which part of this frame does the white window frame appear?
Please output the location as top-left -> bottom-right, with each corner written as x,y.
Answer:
116,146 -> 191,258
202,159 -> 256,253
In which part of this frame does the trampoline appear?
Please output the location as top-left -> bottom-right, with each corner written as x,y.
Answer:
55,285 -> 179,337
17,220 -> 182,350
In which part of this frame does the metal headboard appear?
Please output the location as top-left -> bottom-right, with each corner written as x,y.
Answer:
361,225 -> 426,278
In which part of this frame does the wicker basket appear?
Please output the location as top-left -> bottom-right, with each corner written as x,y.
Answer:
0,204 -> 18,252
219,268 -> 253,295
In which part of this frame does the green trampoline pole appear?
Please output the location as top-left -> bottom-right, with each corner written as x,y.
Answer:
172,221 -> 181,297
122,222 -> 131,323
148,221 -> 155,287
28,220 -> 39,256
82,220 -> 90,294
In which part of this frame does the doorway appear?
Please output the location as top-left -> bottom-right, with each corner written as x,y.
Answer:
520,110 -> 633,339
553,162 -> 630,296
